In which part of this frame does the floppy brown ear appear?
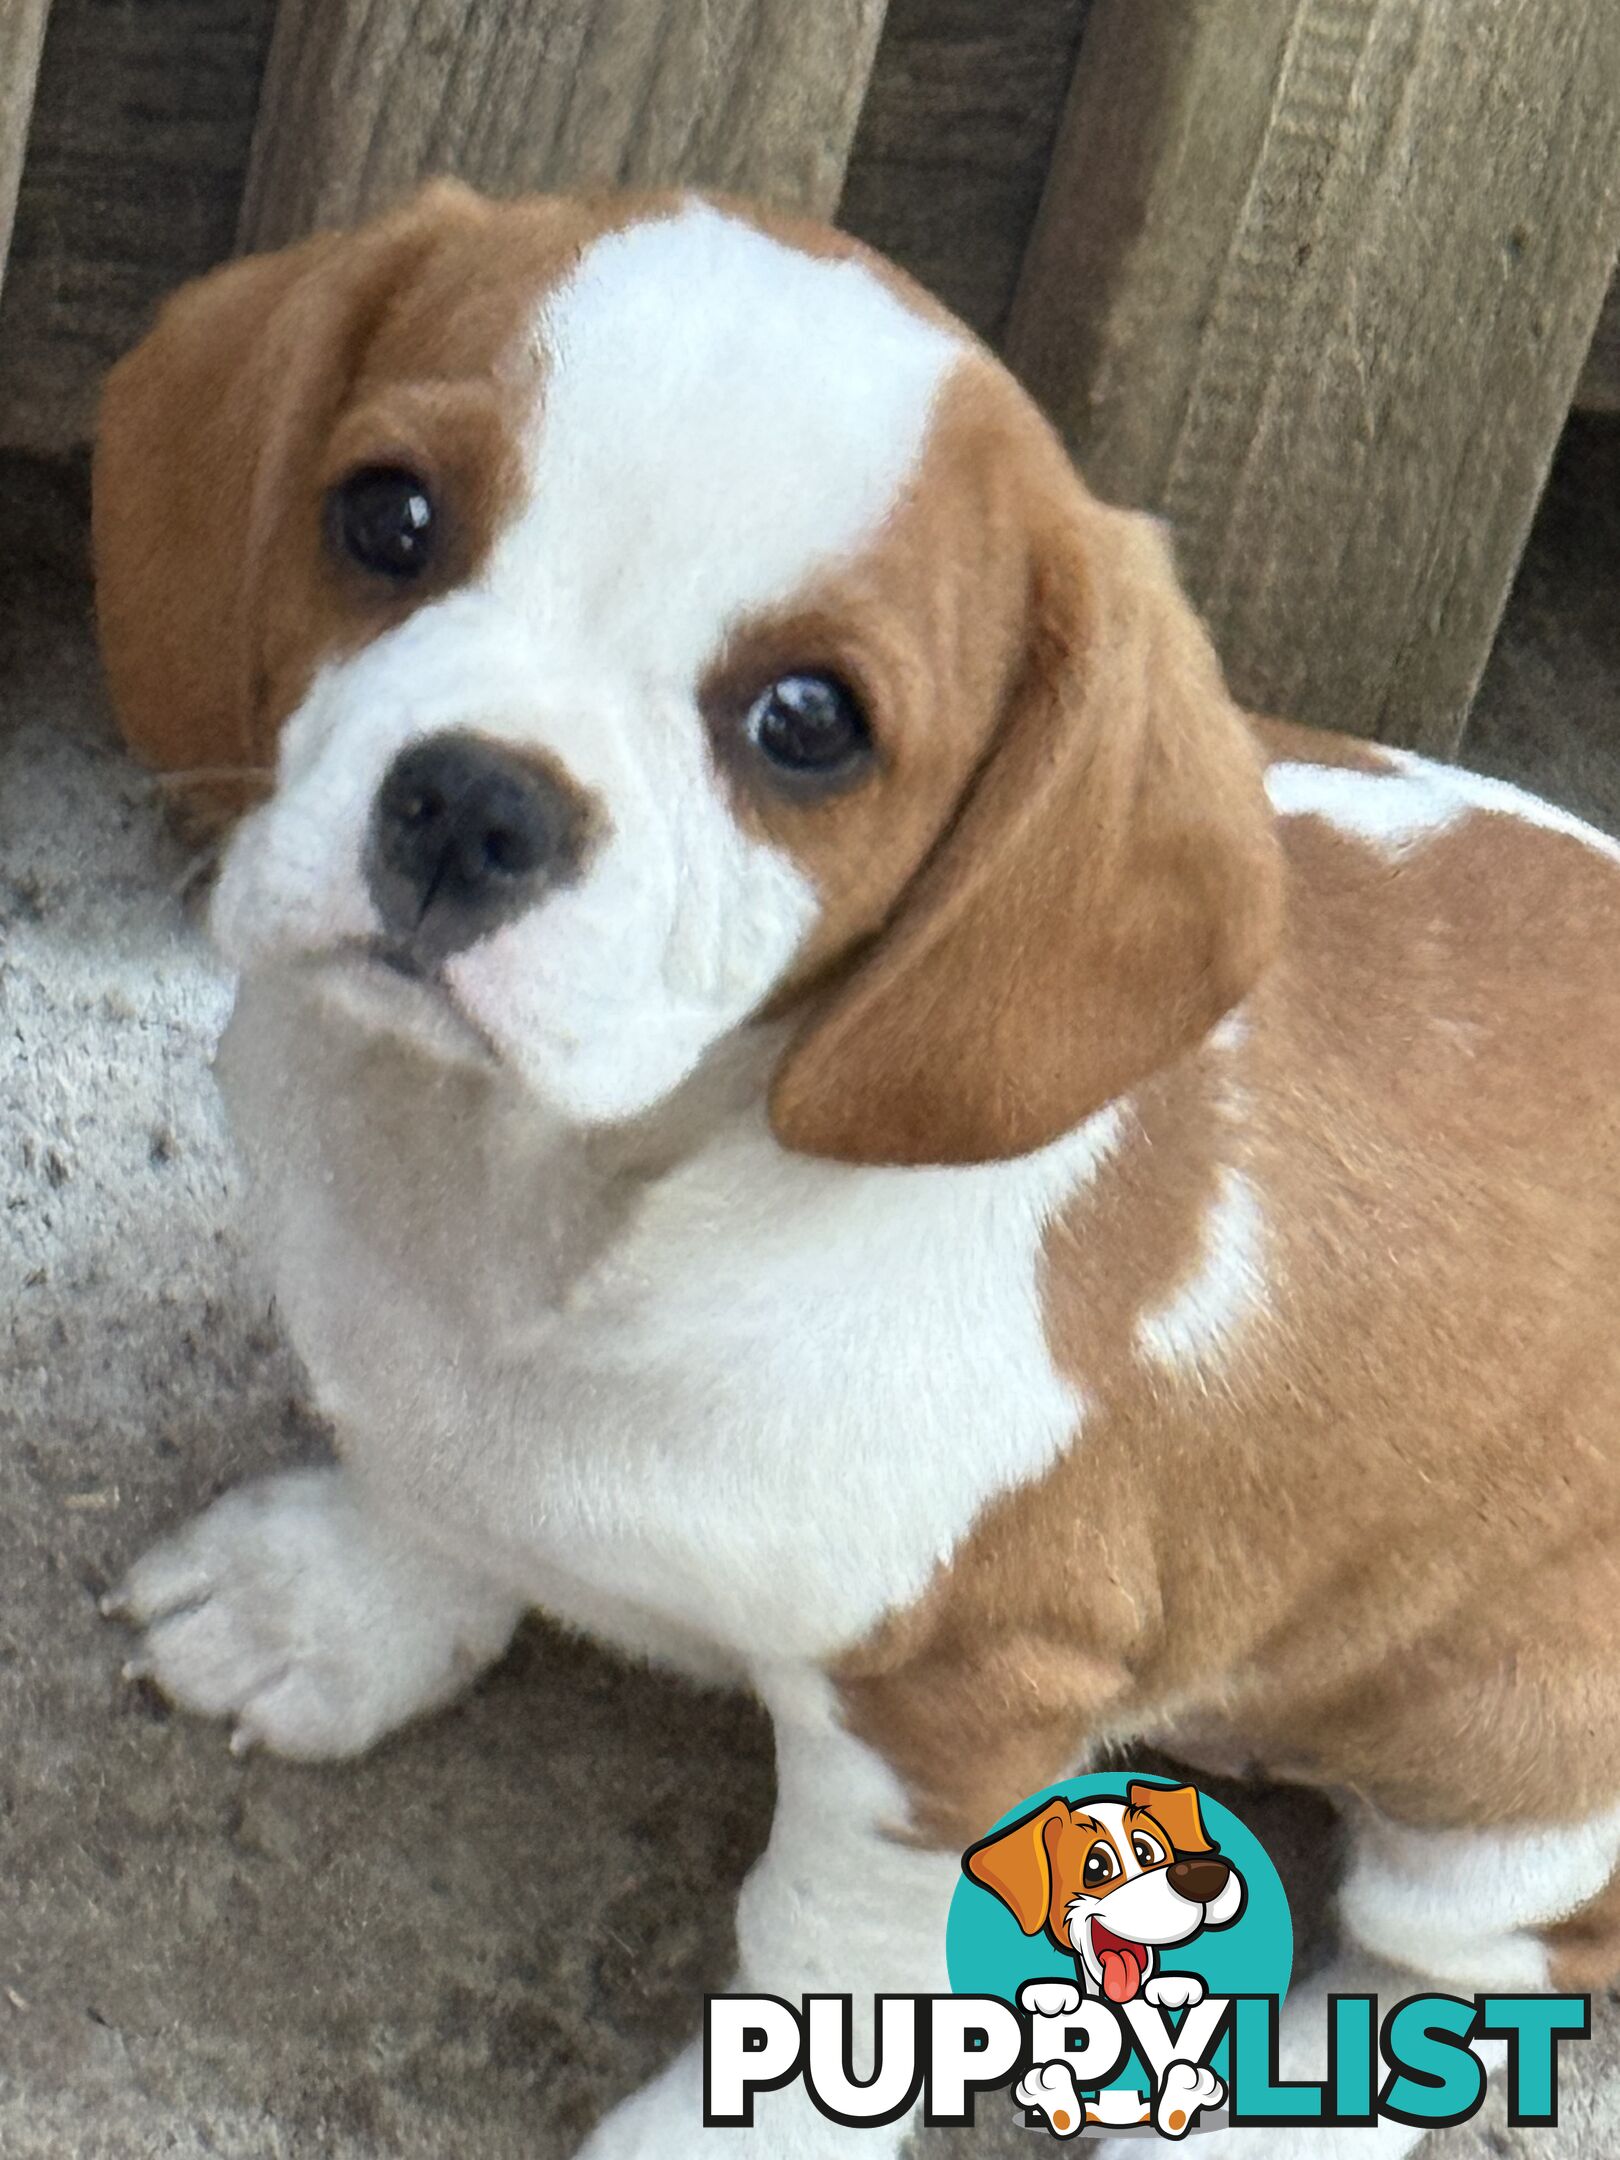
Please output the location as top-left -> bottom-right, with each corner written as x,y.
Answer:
91,183 -> 482,815
769,495 -> 1283,1166
1130,1781 -> 1215,1856
963,1799 -> 1069,1935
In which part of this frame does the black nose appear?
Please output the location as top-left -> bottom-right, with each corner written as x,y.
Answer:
1167,1856 -> 1232,1906
367,732 -> 585,959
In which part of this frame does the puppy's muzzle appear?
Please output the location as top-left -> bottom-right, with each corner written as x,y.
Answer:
1166,1856 -> 1231,1904
367,731 -> 589,962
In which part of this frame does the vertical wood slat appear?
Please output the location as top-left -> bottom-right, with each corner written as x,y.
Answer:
837,0 -> 1093,349
1007,0 -> 1620,755
239,0 -> 892,255
0,0 -> 51,301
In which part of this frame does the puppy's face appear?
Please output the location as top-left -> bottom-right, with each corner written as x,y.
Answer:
96,187 -> 1283,1165
965,1784 -> 1246,2005
219,198 -> 973,1124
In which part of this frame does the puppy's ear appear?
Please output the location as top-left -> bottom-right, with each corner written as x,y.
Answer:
92,182 -> 481,816
769,495 -> 1283,1166
963,1800 -> 1069,1935
1130,1782 -> 1215,1857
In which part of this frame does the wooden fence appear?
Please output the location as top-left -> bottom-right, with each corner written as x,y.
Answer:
1,0 -> 1615,755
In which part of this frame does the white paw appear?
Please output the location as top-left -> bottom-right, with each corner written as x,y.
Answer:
105,1468 -> 519,1758
1155,2059 -> 1224,2138
1144,1971 -> 1206,2012
1019,1978 -> 1085,2019
1015,2059 -> 1086,2137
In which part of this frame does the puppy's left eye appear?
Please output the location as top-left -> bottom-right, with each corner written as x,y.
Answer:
329,466 -> 436,581
746,673 -> 871,780
1132,1832 -> 1167,1868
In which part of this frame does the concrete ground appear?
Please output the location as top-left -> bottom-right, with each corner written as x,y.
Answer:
1,420 -> 1617,2158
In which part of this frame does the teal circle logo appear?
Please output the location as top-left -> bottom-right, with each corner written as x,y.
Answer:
948,1773 -> 1291,2127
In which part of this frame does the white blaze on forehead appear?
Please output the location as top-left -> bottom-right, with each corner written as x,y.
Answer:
484,197 -> 963,672
421,201 -> 965,1118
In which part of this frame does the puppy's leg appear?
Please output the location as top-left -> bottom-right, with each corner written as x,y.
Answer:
107,1466 -> 521,1757
577,1667 -> 957,2159
1339,1796 -> 1620,1989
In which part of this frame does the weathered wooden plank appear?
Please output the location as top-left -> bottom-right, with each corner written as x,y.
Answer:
239,0 -> 891,254
0,0 -> 51,304
1574,269 -> 1620,414
1007,0 -> 1620,753
0,0 -> 275,453
0,0 -> 1064,452
837,0 -> 1092,346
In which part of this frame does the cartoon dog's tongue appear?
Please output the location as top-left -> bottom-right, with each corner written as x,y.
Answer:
1091,1922 -> 1148,2003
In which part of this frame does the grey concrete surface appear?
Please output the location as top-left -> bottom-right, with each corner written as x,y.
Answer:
2,423 -> 1617,2156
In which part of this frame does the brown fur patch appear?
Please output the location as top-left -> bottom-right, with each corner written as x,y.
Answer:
837,764 -> 1620,1898
704,359 -> 1036,1002
764,402 -> 1283,1168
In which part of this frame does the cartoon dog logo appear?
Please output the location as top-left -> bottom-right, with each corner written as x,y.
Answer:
964,1782 -> 1246,2136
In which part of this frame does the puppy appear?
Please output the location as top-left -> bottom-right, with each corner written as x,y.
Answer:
970,1784 -> 1242,2131
967,1783 -> 1246,2007
94,183 -> 1620,2159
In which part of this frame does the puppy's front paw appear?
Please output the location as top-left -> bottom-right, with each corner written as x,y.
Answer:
1019,1977 -> 1085,2019
1155,2059 -> 1224,2138
106,1467 -> 517,1758
1144,1971 -> 1206,2011
1016,2059 -> 1086,2137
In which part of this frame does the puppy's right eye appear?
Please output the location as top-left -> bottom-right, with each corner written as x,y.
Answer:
329,466 -> 436,581
746,673 -> 871,781
1083,1845 -> 1118,1888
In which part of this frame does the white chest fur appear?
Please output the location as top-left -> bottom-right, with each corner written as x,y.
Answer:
216,967 -> 1115,1673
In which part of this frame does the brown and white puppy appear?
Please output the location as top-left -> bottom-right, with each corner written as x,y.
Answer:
94,183 -> 1620,2160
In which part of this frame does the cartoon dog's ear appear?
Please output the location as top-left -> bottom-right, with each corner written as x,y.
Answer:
1129,1782 -> 1215,1855
769,490 -> 1283,1166
963,1801 -> 1069,1935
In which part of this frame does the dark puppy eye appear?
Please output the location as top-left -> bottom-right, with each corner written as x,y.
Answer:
746,673 -> 871,780
329,466 -> 436,581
